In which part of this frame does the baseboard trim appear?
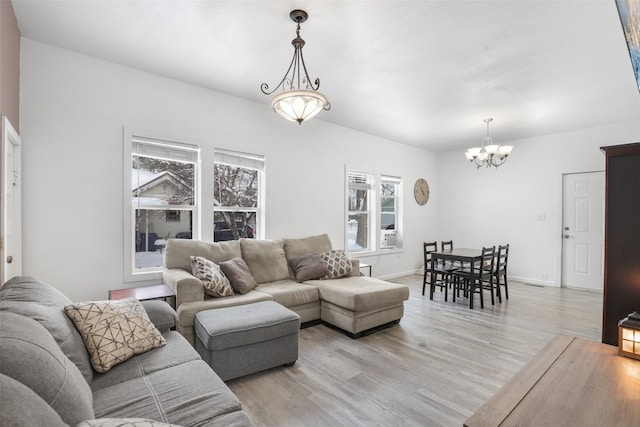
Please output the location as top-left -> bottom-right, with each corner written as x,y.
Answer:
377,270 -> 417,281
510,275 -> 559,287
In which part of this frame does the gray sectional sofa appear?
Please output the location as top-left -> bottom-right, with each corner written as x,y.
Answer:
163,233 -> 410,346
0,276 -> 254,427
0,235 -> 409,426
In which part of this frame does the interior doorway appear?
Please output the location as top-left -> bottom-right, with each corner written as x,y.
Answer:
1,116 -> 22,283
561,171 -> 605,291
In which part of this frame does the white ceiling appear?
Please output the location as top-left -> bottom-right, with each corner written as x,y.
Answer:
11,0 -> 640,152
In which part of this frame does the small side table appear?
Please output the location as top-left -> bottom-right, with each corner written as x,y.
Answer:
360,263 -> 372,277
109,284 -> 176,308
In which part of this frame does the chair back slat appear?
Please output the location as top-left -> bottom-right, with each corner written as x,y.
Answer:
479,246 -> 495,276
441,240 -> 453,252
423,241 -> 437,265
495,244 -> 509,273
494,244 -> 510,302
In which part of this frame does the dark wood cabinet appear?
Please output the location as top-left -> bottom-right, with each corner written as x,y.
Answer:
601,143 -> 640,345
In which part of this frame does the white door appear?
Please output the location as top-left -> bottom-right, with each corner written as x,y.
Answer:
561,171 -> 604,291
1,116 -> 22,283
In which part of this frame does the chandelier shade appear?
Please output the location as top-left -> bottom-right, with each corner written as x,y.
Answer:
465,118 -> 513,168
272,89 -> 328,124
261,10 -> 330,125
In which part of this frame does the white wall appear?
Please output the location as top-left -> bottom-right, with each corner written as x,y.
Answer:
19,39 -> 437,301
436,119 -> 640,286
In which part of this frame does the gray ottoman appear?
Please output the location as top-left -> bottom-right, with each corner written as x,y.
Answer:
194,301 -> 300,381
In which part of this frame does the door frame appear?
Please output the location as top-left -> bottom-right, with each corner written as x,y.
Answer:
1,116 -> 22,283
559,168 -> 604,289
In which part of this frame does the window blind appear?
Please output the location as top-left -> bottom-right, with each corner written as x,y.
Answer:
381,175 -> 402,184
349,172 -> 372,190
132,136 -> 199,163
214,149 -> 265,170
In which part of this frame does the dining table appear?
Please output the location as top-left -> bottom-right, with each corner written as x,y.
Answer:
429,248 -> 482,309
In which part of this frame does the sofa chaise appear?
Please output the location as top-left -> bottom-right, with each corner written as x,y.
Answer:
0,276 -> 254,427
163,233 -> 410,345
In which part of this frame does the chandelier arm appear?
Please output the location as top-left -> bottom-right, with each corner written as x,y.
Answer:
298,51 -> 321,91
260,50 -> 300,95
491,155 -> 508,168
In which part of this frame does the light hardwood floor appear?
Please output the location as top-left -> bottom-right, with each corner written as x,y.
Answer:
227,276 -> 602,427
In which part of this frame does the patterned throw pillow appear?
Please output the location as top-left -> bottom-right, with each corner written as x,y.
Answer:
190,256 -> 235,298
64,298 -> 166,373
319,250 -> 353,279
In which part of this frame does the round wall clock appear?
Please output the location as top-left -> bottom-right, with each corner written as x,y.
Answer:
414,178 -> 430,206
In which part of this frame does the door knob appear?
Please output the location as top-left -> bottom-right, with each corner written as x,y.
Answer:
564,234 -> 570,239
6,255 -> 12,264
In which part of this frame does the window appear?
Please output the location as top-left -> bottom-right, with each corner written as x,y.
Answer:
347,171 -> 372,252
125,131 -> 199,280
380,176 -> 402,249
213,149 -> 265,242
346,170 -> 402,253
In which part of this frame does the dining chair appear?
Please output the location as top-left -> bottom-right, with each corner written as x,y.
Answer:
440,240 -> 456,271
451,246 -> 496,309
494,244 -> 509,302
423,241 -> 436,296
422,242 -> 456,299
423,242 -> 442,297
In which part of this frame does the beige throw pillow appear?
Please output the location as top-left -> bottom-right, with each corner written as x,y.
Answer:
190,256 -> 235,298
64,298 -> 166,373
240,239 -> 290,284
219,257 -> 257,294
319,250 -> 353,279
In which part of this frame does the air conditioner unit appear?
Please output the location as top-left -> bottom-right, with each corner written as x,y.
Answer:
380,230 -> 397,249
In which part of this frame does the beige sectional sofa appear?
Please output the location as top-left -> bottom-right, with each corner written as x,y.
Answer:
163,234 -> 410,345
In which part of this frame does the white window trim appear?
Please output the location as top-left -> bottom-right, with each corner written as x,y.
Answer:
346,168 -> 376,255
345,167 -> 404,256
380,175 -> 403,251
123,127 -> 201,282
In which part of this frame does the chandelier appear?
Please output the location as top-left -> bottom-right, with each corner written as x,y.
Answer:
261,10 -> 330,125
465,118 -> 513,168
